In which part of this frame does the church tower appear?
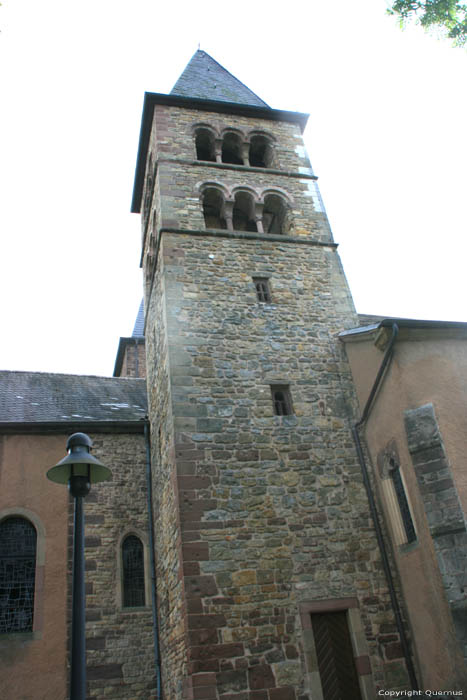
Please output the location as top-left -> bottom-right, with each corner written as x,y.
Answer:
131,51 -> 412,699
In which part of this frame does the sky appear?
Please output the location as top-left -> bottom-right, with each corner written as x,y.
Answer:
1,0 -> 466,377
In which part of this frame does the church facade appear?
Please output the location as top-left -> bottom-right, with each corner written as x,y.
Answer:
1,51 -> 466,699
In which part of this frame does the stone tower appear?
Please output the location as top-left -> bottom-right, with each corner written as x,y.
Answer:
131,51 -> 412,699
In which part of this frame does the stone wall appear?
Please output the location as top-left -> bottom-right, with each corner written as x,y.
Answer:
142,104 -> 412,698
80,432 -> 156,699
119,340 -> 146,378
145,258 -> 189,699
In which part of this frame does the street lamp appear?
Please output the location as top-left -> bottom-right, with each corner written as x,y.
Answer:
47,433 -> 111,700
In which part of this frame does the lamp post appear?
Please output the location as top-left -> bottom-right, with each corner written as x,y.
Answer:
47,433 -> 111,700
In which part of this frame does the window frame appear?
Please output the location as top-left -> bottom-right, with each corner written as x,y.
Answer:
388,457 -> 417,546
117,530 -> 151,611
253,277 -> 272,303
0,508 -> 45,639
270,384 -> 294,416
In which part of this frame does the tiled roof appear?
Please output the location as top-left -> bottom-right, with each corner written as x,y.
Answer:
132,300 -> 144,337
171,50 -> 269,107
0,371 -> 147,424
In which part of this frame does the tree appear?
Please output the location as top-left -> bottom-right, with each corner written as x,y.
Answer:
388,0 -> 467,46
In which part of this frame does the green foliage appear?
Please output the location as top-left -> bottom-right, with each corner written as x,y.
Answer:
388,0 -> 467,46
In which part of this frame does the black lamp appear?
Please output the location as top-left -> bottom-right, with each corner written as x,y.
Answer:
47,433 -> 111,700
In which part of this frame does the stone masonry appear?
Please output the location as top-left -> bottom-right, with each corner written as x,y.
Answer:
77,432 -> 156,699
404,403 -> 467,662
140,90 -> 413,700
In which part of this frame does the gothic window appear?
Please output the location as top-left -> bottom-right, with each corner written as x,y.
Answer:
0,517 -> 37,633
122,535 -> 145,608
311,611 -> 363,700
232,191 -> 257,232
222,132 -> 243,165
253,277 -> 271,303
263,194 -> 292,235
249,134 -> 275,168
271,385 -> 293,416
202,188 -> 227,229
389,458 -> 417,544
195,128 -> 216,162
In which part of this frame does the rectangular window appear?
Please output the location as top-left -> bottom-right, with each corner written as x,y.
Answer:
311,611 -> 363,700
389,459 -> 416,544
253,277 -> 271,303
271,385 -> 293,416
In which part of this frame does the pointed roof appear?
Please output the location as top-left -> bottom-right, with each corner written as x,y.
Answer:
171,50 -> 269,108
132,300 -> 144,337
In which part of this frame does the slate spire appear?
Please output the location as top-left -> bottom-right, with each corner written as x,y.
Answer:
170,50 -> 269,108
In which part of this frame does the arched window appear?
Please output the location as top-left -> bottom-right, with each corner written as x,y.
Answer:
122,535 -> 145,608
232,192 -> 257,232
262,194 -> 291,235
202,188 -> 227,229
0,517 -> 37,633
195,128 -> 216,162
249,135 -> 275,168
222,132 -> 243,165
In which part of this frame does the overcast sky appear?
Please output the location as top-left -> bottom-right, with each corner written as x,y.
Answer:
1,0 -> 466,377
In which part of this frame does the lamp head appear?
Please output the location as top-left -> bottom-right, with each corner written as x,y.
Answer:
46,432 -> 111,486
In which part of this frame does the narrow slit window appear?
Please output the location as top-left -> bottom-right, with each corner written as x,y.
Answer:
122,535 -> 145,608
271,385 -> 293,416
253,277 -> 271,303
389,458 -> 417,544
0,517 -> 37,633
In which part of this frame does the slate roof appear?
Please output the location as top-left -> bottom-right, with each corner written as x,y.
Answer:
171,50 -> 269,107
0,371 -> 147,424
132,300 -> 145,337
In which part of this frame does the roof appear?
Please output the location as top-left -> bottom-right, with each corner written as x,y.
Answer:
0,371 -> 147,429
132,300 -> 145,336
340,316 -> 467,342
171,50 -> 269,107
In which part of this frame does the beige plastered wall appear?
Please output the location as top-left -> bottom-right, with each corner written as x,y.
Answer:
0,433 -> 69,700
344,332 -> 467,692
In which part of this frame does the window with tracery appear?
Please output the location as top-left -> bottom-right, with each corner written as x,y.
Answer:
122,535 -> 145,608
0,517 -> 37,633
